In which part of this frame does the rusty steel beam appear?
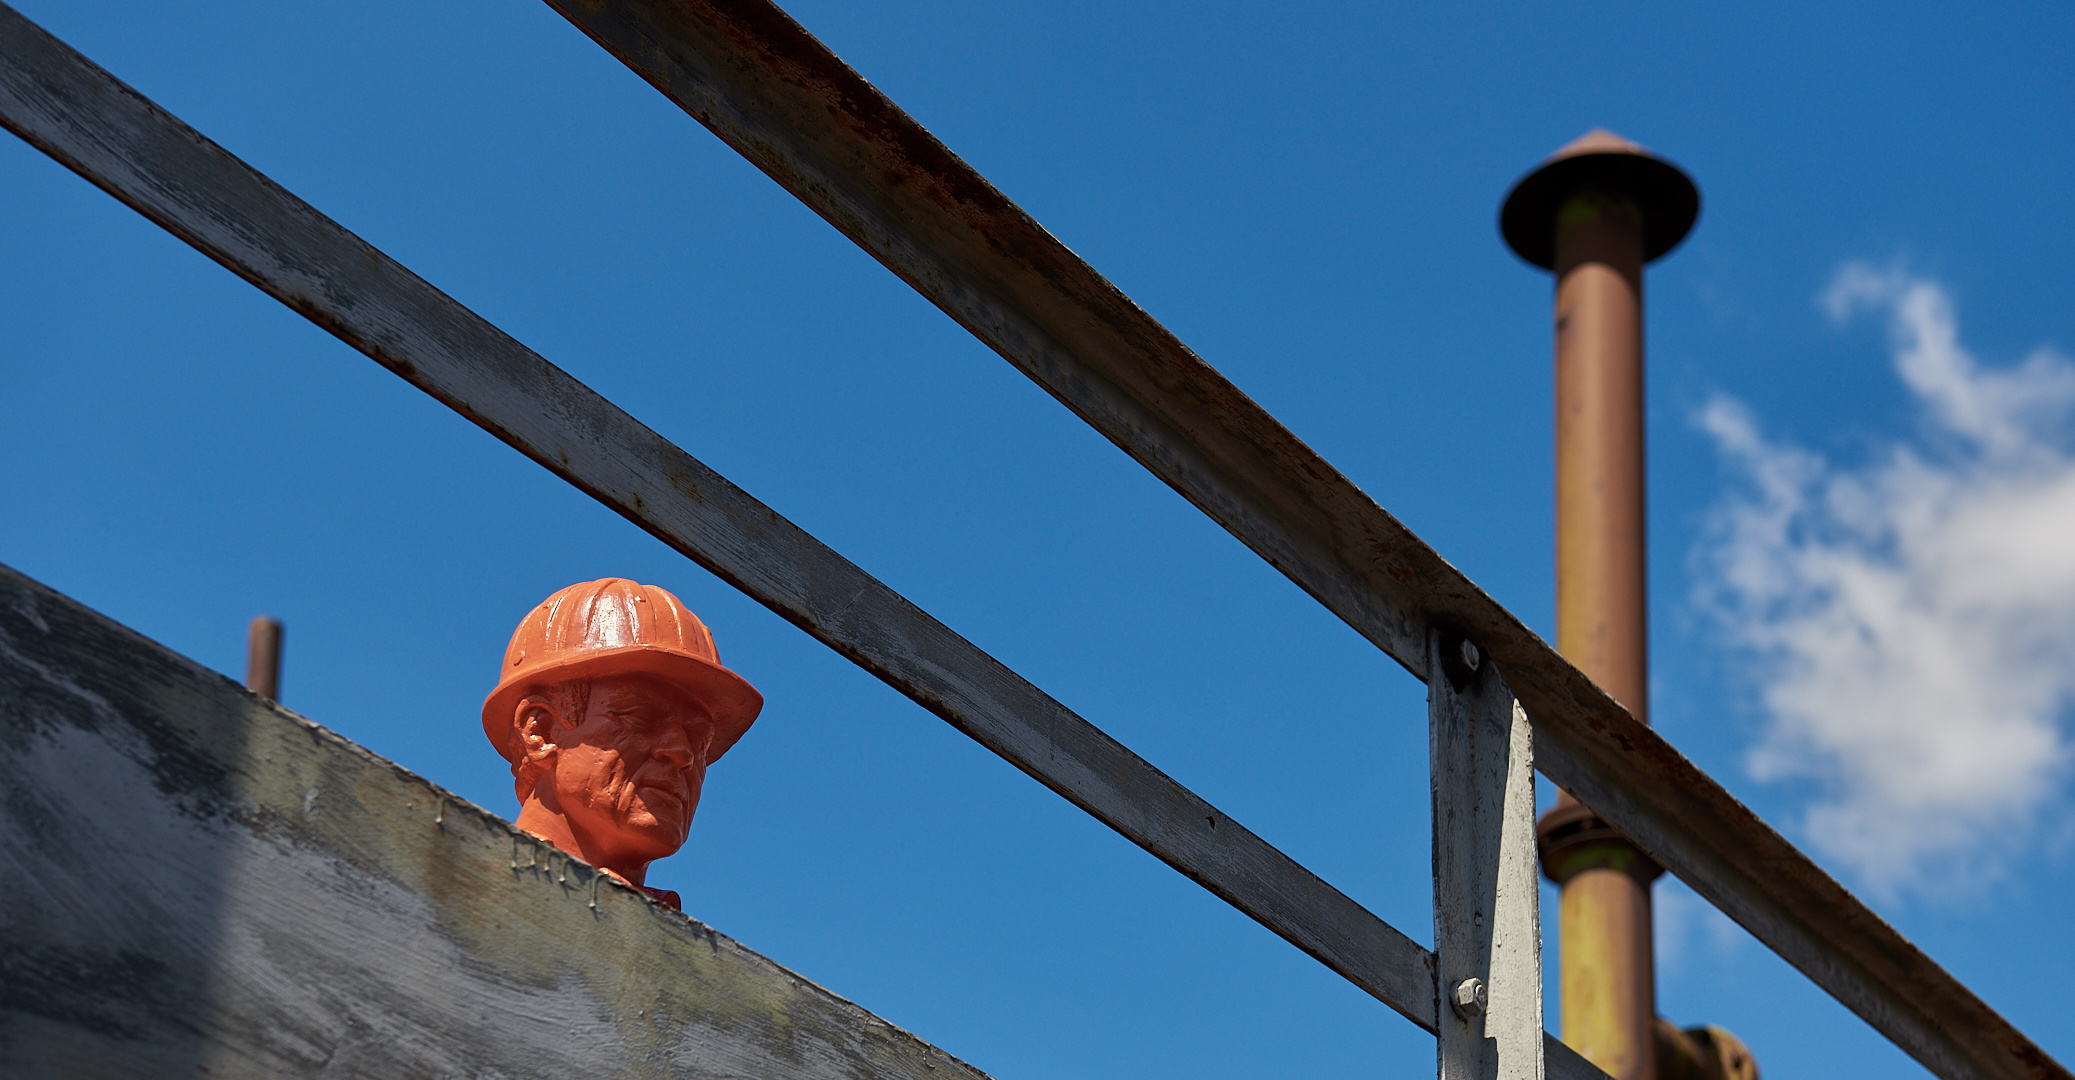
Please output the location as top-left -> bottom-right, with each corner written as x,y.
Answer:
0,1 -> 1453,1044
532,4 -> 2066,1080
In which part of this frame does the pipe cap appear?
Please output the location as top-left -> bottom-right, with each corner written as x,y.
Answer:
1500,129 -> 1699,270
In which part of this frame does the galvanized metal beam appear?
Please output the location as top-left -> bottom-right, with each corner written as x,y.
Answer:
1430,635 -> 1544,1080
0,1 -> 1442,1038
532,4 -> 2067,1080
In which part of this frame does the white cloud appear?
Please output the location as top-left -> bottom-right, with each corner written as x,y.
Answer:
1697,263 -> 2075,897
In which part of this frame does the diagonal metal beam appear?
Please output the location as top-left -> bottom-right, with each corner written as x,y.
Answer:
533,4 -> 2068,1080
0,0 -> 1448,1041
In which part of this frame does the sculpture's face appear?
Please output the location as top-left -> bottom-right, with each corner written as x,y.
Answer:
546,674 -> 714,866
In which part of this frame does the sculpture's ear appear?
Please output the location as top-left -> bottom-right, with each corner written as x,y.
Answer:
514,697 -> 560,764
511,696 -> 561,804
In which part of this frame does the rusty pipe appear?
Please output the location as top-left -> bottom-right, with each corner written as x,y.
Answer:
1554,194 -> 1656,1080
1502,129 -> 1698,1080
246,615 -> 282,700
1554,192 -> 1647,725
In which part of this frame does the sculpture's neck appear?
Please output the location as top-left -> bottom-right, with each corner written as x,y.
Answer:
515,798 -> 652,887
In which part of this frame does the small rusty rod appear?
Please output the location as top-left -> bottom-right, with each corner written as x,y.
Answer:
246,615 -> 283,700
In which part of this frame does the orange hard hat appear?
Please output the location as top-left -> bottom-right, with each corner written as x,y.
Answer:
481,578 -> 763,765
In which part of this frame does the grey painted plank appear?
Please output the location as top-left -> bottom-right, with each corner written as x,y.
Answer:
0,562 -> 992,1080
1430,636 -> 1543,1080
532,4 -> 2069,1079
0,3 -> 1438,1034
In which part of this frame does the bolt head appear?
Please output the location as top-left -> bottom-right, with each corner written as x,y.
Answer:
1451,977 -> 1488,1018
1459,639 -> 1481,672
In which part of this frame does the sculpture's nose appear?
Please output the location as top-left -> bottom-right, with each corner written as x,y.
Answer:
651,723 -> 695,767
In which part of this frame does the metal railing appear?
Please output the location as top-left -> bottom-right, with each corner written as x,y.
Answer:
0,3 -> 2061,1079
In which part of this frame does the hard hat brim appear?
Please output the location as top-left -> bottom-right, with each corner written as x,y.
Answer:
480,644 -> 764,766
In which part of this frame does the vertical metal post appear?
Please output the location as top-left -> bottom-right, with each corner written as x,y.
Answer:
1431,631 -> 1544,1080
1500,130 -> 1698,1080
246,615 -> 283,700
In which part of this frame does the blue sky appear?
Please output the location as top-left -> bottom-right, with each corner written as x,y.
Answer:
4,2 -> 2073,1077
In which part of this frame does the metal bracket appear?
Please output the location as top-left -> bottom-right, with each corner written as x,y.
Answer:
1432,631 -> 1544,1080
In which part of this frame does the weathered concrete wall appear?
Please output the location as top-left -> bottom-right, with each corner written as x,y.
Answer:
0,563 -> 992,1080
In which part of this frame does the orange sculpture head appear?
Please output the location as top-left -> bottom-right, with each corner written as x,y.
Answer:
484,579 -> 762,904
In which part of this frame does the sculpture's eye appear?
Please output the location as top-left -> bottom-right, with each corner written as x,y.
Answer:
605,703 -> 663,733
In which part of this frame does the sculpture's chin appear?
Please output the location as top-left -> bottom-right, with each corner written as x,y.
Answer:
620,793 -> 692,849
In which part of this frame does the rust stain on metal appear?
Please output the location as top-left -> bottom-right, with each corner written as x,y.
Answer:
664,463 -> 705,504
695,0 -> 1007,214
